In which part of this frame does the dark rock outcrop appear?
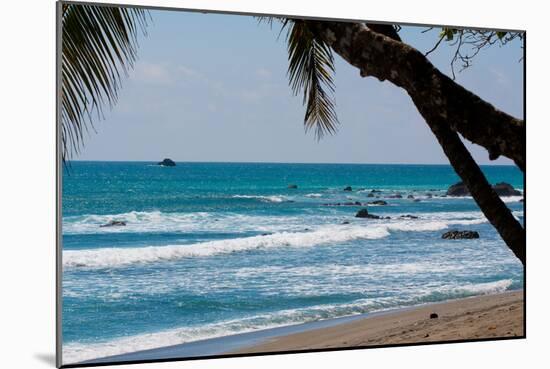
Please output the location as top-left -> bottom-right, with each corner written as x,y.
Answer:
322,201 -> 362,207
288,184 -> 298,189
369,200 -> 388,206
158,158 -> 176,167
446,182 -> 469,196
343,186 -> 353,191
492,182 -> 521,196
100,220 -> 127,228
447,181 -> 521,197
407,195 -> 415,199
355,208 -> 389,219
442,230 -> 480,239
387,194 -> 402,199
399,214 -> 419,219
367,193 -> 375,198
430,313 -> 439,319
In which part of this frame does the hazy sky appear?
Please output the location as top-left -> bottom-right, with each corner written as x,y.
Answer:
75,9 -> 524,164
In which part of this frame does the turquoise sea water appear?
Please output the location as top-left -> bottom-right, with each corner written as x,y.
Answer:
61,162 -> 524,363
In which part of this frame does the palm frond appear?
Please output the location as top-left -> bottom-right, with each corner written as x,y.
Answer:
286,21 -> 338,139
61,4 -> 149,161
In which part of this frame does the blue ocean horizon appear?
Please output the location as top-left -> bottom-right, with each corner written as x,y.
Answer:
61,161 -> 524,363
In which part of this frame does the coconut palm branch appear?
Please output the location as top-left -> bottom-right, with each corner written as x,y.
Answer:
60,3 -> 149,161
259,18 -> 339,139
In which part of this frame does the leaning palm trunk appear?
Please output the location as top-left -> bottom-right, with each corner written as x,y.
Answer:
309,21 -> 525,172
307,21 -> 525,264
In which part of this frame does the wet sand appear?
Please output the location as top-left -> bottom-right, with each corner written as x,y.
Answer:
233,291 -> 524,354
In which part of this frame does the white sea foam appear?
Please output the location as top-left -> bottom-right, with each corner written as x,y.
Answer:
63,211 -> 309,235
62,278 -> 516,364
305,193 -> 323,198
232,194 -> 288,203
63,225 -> 390,269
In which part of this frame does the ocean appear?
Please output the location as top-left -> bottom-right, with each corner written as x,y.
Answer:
61,162 -> 524,363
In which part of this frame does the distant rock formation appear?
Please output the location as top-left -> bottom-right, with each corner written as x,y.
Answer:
100,220 -> 127,228
158,158 -> 176,167
399,214 -> 419,219
355,208 -> 389,219
442,230 -> 479,239
492,182 -> 521,196
288,184 -> 298,189
369,200 -> 388,206
343,186 -> 353,191
446,181 -> 521,197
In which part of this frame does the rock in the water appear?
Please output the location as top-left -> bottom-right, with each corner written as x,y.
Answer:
100,220 -> 126,228
387,194 -> 402,199
288,184 -> 298,189
519,198 -> 524,203
342,221 -> 350,225
355,208 -> 383,219
355,208 -> 370,218
367,193 -> 375,198
343,186 -> 352,191
399,214 -> 419,219
447,181 -> 521,197
446,182 -> 469,196
369,200 -> 388,206
407,195 -> 415,199
492,182 -> 521,196
158,158 -> 176,167
442,230 -> 480,239
413,199 -> 421,202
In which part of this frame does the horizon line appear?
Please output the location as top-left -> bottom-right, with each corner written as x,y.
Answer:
66,159 -> 519,167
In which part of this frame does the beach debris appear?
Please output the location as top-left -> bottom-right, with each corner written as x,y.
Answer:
287,184 -> 298,189
100,220 -> 126,228
369,200 -> 388,206
430,313 -> 439,319
442,230 -> 480,239
157,158 -> 176,167
343,186 -> 353,191
424,333 -> 430,337
488,326 -> 497,330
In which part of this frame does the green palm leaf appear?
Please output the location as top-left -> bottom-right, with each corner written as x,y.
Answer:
286,21 -> 338,139
61,3 -> 148,161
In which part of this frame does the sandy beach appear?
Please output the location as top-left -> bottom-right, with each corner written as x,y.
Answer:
233,291 -> 524,354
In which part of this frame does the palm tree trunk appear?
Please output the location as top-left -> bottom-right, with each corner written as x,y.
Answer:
309,21 -> 525,264
309,21 -> 525,171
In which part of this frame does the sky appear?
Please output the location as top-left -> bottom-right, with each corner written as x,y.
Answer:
74,9 -> 524,165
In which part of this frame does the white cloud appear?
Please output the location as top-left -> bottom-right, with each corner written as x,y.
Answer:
132,61 -> 172,85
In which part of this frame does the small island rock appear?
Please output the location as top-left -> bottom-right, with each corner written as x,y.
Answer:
158,158 -> 176,167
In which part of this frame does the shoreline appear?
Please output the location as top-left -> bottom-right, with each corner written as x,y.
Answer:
81,291 -> 523,365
